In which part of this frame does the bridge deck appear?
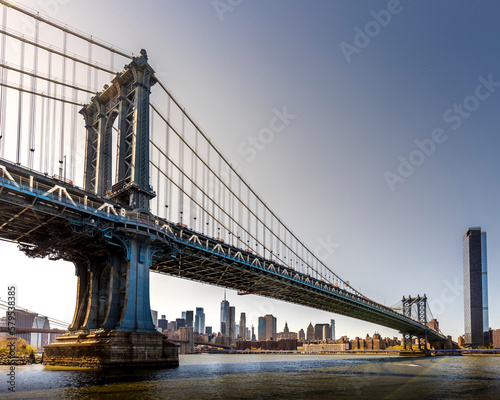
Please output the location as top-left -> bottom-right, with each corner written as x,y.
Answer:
0,159 -> 447,342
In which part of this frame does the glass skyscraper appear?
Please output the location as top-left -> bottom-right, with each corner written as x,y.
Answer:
463,227 -> 489,348
220,291 -> 229,336
195,307 -> 205,334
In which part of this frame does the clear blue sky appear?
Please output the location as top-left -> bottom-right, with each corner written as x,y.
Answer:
1,0 -> 499,340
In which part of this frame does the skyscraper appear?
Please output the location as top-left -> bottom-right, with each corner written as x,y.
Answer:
306,323 -> 314,341
331,319 -> 336,341
239,312 -> 246,339
228,306 -> 236,342
257,314 -> 277,341
463,227 -> 489,348
258,317 -> 266,341
186,310 -> 194,328
220,291 -> 230,336
195,307 -> 205,334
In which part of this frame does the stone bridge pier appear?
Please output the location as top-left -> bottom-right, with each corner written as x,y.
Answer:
43,233 -> 178,368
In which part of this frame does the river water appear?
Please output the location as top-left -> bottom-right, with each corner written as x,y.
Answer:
1,354 -> 500,399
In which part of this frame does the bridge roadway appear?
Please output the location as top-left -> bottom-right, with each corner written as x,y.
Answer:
0,159 -> 447,343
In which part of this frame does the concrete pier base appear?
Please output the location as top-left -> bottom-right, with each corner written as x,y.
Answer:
43,330 -> 179,368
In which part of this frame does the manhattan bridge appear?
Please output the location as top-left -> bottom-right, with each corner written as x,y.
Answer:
0,1 -> 450,367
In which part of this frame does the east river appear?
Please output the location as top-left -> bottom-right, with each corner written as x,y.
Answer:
1,354 -> 500,399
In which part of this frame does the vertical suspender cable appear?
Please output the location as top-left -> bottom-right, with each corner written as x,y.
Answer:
70,59 -> 77,181
178,114 -> 185,223
45,52 -> 52,174
87,40 -> 92,91
16,40 -> 24,165
0,6 -> 5,156
39,97 -> 45,171
109,50 -> 114,80
166,97 -> 171,221
193,129 -> 198,227
28,18 -> 39,169
153,113 -> 160,216
218,157 -> 222,235
0,6 -> 7,159
59,29 -> 67,177
50,55 -> 57,175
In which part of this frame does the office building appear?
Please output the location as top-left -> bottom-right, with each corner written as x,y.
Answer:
185,310 -> 194,328
176,318 -> 186,329
228,306 -> 236,341
257,314 -> 277,341
158,315 -> 168,331
205,326 -> 212,335
306,323 -> 315,341
258,317 -> 266,341
220,291 -> 230,336
331,319 -> 335,341
167,321 -> 177,331
463,227 -> 489,348
239,313 -> 246,339
315,323 -> 330,341
195,307 -> 205,334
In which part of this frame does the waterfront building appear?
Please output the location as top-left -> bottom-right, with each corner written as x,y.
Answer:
298,329 -> 305,341
276,322 -> 297,340
314,323 -> 330,341
257,314 -> 277,341
463,227 -> 489,348
306,323 -> 315,341
427,319 -> 439,332
492,329 -> 500,349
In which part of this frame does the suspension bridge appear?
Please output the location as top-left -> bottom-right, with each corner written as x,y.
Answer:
0,1 -> 450,367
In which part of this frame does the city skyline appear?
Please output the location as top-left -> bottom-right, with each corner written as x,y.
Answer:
1,0 -> 499,341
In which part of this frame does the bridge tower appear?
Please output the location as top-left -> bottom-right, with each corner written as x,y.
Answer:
401,295 -> 428,352
43,51 -> 178,368
80,48 -> 156,212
